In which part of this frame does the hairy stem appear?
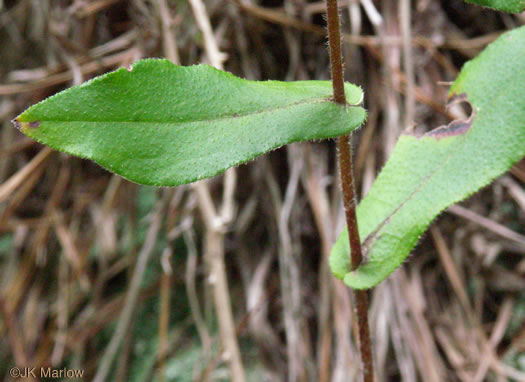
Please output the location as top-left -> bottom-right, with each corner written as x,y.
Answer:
325,0 -> 346,105
354,289 -> 374,381
325,0 -> 374,381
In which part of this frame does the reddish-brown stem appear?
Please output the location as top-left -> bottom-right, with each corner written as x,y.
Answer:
326,0 -> 346,105
325,0 -> 374,381
337,135 -> 362,269
354,289 -> 374,381
326,0 -> 362,270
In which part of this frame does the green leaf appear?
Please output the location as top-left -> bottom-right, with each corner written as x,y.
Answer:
13,59 -> 365,186
464,0 -> 525,12
330,26 -> 525,290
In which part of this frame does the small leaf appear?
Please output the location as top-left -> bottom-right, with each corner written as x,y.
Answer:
464,0 -> 525,13
14,60 -> 366,186
330,26 -> 525,289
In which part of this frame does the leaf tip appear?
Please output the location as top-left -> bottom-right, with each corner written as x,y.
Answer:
12,118 -> 40,133
11,118 -> 22,131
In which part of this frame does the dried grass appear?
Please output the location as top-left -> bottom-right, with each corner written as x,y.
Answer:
1,0 -> 524,380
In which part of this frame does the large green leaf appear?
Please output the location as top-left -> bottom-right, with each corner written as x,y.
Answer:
464,0 -> 525,12
13,59 -> 365,186
330,26 -> 525,290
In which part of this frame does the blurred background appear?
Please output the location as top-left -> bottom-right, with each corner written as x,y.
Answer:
1,0 -> 525,381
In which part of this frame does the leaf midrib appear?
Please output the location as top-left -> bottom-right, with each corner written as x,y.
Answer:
32,96 -> 359,125
362,128 -> 473,264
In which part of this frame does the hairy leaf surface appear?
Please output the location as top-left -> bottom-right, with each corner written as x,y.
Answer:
464,0 -> 525,12
14,59 -> 365,186
330,27 -> 525,289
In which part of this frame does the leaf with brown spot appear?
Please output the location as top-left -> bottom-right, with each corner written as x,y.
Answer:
13,60 -> 366,186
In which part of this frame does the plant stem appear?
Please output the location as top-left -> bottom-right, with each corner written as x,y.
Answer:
325,0 -> 374,381
354,290 -> 374,382
326,0 -> 361,270
325,0 -> 346,106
